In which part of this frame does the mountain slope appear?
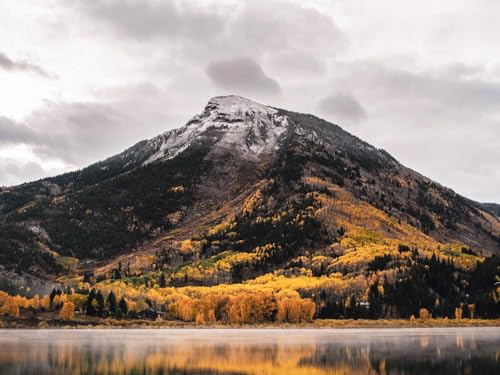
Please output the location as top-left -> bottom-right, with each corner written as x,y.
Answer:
481,203 -> 500,218
0,95 -> 499,288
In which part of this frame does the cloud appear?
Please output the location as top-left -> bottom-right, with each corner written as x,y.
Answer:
268,53 -> 326,76
219,1 -> 346,61
69,0 -> 345,74
0,102 -> 127,166
0,51 -> 51,78
0,161 -> 46,186
207,58 -> 280,95
71,0 -> 225,41
0,116 -> 36,145
0,80 -> 191,169
317,94 -> 367,123
440,62 -> 484,79
334,60 -> 500,124
25,101 -> 136,165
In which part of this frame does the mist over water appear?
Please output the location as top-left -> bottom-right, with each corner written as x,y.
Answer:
0,328 -> 498,374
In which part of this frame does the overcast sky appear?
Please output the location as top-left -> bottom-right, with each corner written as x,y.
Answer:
0,0 -> 499,202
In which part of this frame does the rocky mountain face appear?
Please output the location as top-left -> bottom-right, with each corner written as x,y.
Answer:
0,96 -> 499,292
481,203 -> 500,218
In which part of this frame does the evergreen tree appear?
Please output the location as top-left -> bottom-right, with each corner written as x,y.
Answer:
49,288 -> 62,307
337,298 -> 346,318
85,289 -> 96,316
83,273 -> 92,284
95,291 -> 105,317
107,291 -> 117,315
349,295 -> 357,318
49,288 -> 57,306
111,268 -> 122,280
368,281 -> 383,319
118,297 -> 128,317
159,272 -> 166,288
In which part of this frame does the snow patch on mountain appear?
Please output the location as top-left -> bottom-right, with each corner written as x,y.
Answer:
143,95 -> 290,164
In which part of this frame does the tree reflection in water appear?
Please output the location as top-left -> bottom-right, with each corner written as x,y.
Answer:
0,328 -> 498,375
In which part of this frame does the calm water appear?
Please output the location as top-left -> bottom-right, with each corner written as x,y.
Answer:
0,328 -> 499,374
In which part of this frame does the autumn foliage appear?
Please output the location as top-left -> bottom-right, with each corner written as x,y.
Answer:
166,291 -> 313,324
59,301 -> 75,320
277,298 -> 315,323
0,176 -> 499,325
0,295 -> 20,318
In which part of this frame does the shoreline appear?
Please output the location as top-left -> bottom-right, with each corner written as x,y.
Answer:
2,317 -> 500,329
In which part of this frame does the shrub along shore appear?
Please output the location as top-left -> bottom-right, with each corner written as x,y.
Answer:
1,314 -> 499,329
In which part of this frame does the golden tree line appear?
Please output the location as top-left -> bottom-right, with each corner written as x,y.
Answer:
169,291 -> 315,324
0,290 -> 75,320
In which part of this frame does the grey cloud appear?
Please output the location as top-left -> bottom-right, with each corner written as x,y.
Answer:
0,103 -> 126,166
324,60 -> 500,127
441,62 -> 484,79
72,0 -> 224,41
26,101 -> 129,165
0,76 -> 196,174
0,51 -> 51,78
68,0 -> 345,78
0,116 -> 36,145
207,58 -> 281,95
318,94 -> 367,123
0,82 -> 187,169
0,161 -> 46,187
92,82 -> 164,101
228,2 -> 346,60
268,53 -> 326,76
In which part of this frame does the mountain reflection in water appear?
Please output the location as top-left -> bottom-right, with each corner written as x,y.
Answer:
0,328 -> 498,375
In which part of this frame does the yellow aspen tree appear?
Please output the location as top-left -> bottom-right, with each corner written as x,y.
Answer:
30,295 -> 41,310
454,307 -> 463,321
59,301 -> 75,320
195,311 -> 206,325
180,240 -> 194,254
301,299 -> 316,322
468,304 -> 475,319
419,308 -> 430,320
0,296 -> 20,318
52,294 -> 67,308
0,291 -> 8,305
40,295 -> 51,310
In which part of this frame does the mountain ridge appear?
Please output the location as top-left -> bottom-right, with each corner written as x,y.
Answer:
0,96 -> 499,297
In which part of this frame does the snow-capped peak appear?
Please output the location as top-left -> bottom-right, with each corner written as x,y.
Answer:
205,95 -> 278,117
143,96 -> 289,164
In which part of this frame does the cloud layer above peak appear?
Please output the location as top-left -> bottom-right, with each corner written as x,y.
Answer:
207,58 -> 281,96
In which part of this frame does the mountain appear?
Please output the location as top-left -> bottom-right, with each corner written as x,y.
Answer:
1,95 -> 499,319
481,203 -> 500,218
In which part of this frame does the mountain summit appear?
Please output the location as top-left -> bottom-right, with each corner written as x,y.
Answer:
142,95 -> 290,164
0,96 -> 499,301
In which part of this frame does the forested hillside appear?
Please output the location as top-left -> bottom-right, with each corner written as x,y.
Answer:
1,96 -> 499,324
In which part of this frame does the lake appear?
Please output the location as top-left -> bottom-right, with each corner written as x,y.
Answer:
0,328 -> 498,374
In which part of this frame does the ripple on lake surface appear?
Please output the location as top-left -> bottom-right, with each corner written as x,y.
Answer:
0,328 -> 499,374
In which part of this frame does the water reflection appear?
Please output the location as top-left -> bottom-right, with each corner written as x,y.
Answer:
0,328 -> 498,375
